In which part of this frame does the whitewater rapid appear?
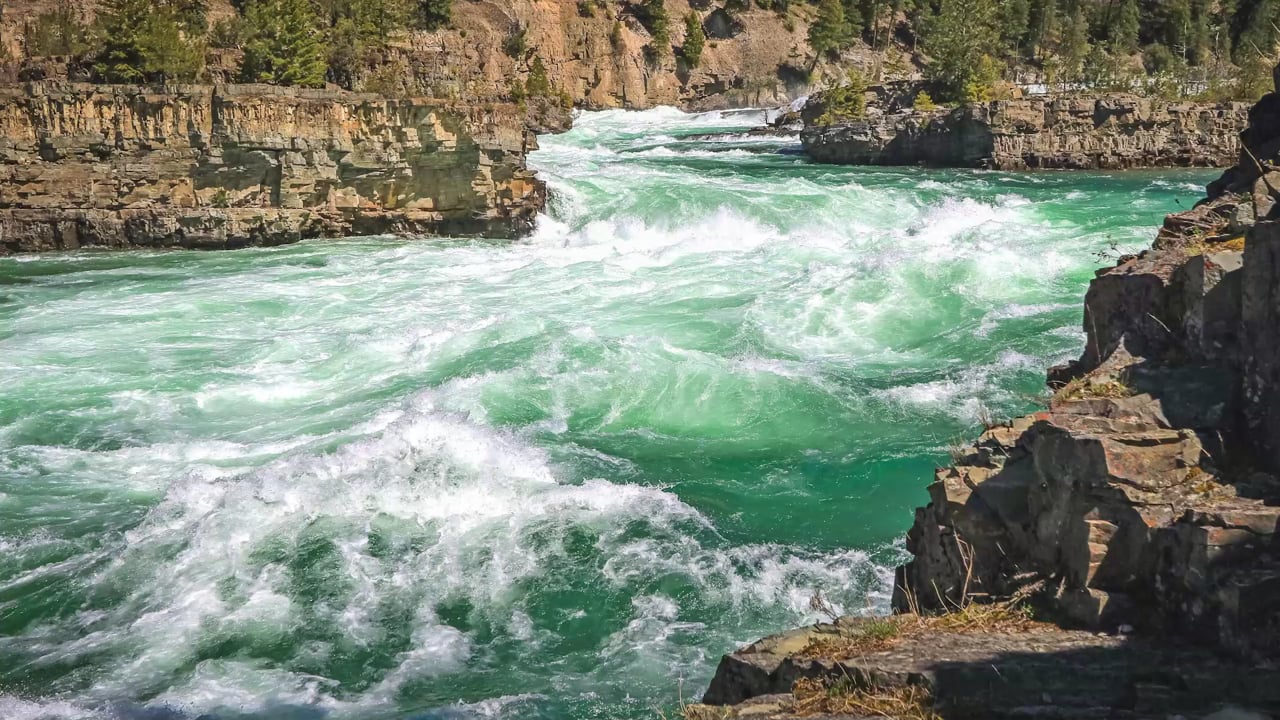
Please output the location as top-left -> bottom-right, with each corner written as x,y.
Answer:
0,107 -> 1212,720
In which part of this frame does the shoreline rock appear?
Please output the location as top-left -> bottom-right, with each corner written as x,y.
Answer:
801,94 -> 1250,170
692,83 -> 1280,720
0,82 -> 547,254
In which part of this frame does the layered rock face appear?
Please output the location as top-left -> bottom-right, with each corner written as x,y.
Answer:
0,82 -> 544,253
802,94 -> 1249,169
0,0 -> 873,111
692,79 -> 1280,720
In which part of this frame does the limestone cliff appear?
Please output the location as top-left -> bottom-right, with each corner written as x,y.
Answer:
802,94 -> 1249,170
0,82 -> 544,253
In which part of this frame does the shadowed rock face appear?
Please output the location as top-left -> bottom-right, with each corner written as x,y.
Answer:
802,94 -> 1249,170
0,82 -> 545,253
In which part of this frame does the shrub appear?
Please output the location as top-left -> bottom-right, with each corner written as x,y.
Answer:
503,25 -> 527,58
912,90 -> 937,110
682,11 -> 705,67
209,17 -> 244,49
816,69 -> 867,124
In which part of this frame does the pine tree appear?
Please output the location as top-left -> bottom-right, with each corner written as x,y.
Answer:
93,0 -> 202,82
808,0 -> 855,66
240,0 -> 328,87
683,12 -> 706,67
1235,0 -> 1279,63
526,55 -> 551,96
920,0 -> 999,100
1112,0 -> 1141,53
1000,0 -> 1031,56
637,0 -> 671,58
1026,0 -> 1058,59
1058,0 -> 1091,85
418,0 -> 452,29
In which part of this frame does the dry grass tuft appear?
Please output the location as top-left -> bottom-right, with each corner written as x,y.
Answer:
899,598 -> 1039,634
799,617 -> 901,658
1053,375 -> 1134,402
791,677 -> 940,719
680,704 -> 734,720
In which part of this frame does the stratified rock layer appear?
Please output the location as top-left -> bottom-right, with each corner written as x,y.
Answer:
693,617 -> 1279,718
0,82 -> 544,253
802,94 -> 1249,169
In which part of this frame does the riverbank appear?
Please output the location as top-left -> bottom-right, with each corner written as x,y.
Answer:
687,72 -> 1280,720
0,82 -> 553,254
801,93 -> 1250,170
0,107 -> 1218,719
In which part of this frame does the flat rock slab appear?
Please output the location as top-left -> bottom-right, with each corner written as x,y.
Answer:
699,617 -> 1280,718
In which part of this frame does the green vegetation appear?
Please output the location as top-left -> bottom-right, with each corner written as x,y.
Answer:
240,0 -> 328,87
683,12 -> 706,67
816,68 -> 867,123
526,56 -> 552,97
808,0 -> 857,66
23,2 -> 94,57
12,0 -> 1280,100
919,0 -> 1000,101
912,90 -> 937,110
93,0 -> 204,83
638,0 -> 671,58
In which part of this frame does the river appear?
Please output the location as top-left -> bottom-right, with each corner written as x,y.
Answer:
0,107 -> 1214,719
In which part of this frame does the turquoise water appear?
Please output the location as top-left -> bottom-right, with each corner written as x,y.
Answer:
0,107 -> 1213,720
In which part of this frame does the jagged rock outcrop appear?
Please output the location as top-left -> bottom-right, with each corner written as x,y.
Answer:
691,69 -> 1280,720
802,94 -> 1249,169
890,85 -> 1280,661
0,82 -> 545,253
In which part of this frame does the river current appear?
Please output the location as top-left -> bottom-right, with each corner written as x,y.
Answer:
0,108 -> 1213,719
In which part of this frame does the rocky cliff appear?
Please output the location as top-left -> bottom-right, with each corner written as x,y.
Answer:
0,82 -> 544,253
0,0 -> 903,111
802,94 -> 1250,170
687,79 -> 1280,720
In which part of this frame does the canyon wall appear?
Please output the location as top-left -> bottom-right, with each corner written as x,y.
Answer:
0,82 -> 545,253
802,94 -> 1250,169
0,0 -> 891,111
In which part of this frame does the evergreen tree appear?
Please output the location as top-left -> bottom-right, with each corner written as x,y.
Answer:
418,0 -> 452,29
1058,0 -> 1091,85
526,55 -> 551,96
683,11 -> 706,67
1112,0 -> 1141,53
808,0 -> 856,66
323,0 -> 411,88
920,0 -> 999,100
240,0 -> 328,87
1026,0 -> 1058,59
1235,0 -> 1279,62
93,0 -> 202,82
639,0 -> 671,56
1000,0 -> 1031,56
